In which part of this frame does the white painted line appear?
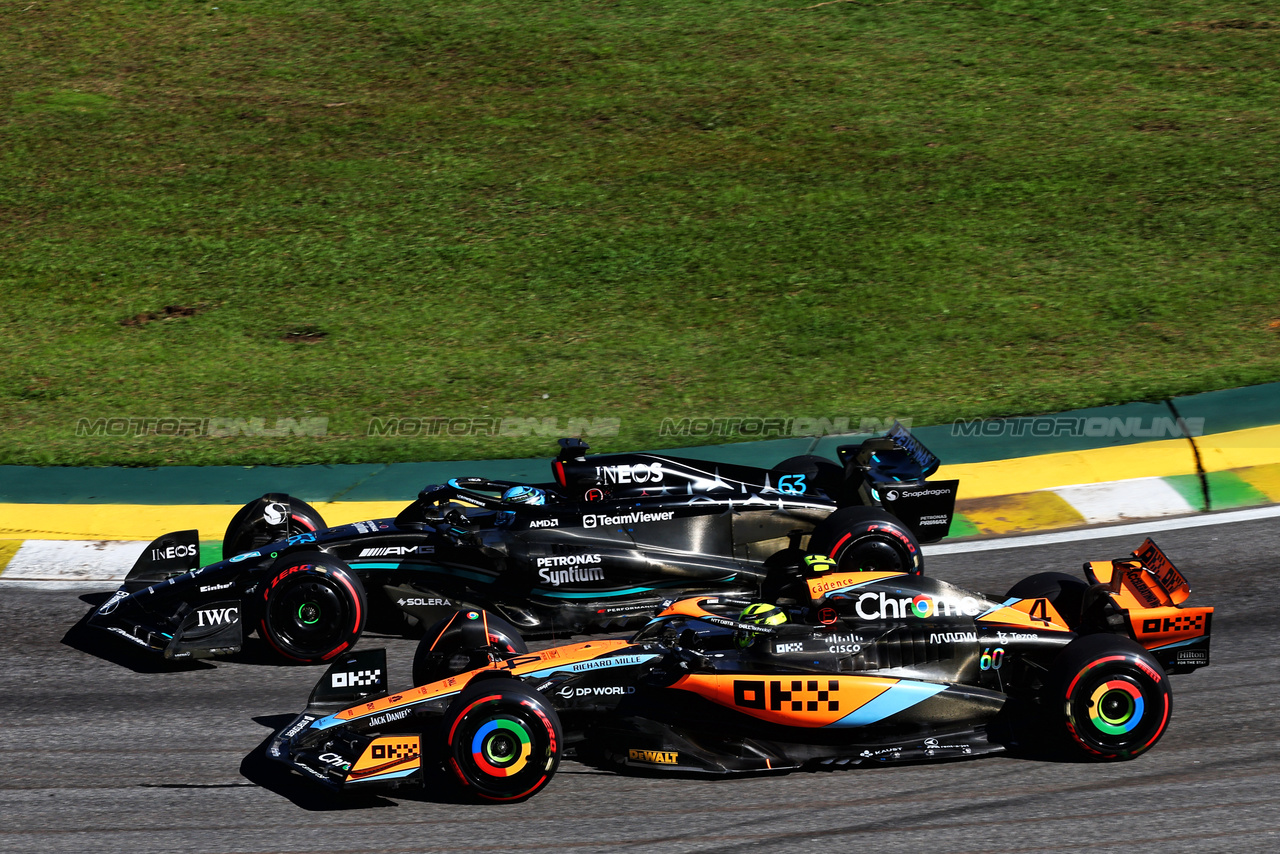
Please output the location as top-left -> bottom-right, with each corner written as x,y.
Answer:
924,504 -> 1280,555
1,540 -> 144,582
1053,477 -> 1195,525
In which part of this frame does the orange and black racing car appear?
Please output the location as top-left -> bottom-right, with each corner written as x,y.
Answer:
265,538 -> 1211,802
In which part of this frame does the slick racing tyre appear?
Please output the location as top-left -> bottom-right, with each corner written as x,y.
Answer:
442,679 -> 562,802
222,493 -> 327,560
1045,633 -> 1172,761
807,507 -> 924,575
1004,572 -> 1089,630
259,552 -> 366,664
412,610 -> 528,687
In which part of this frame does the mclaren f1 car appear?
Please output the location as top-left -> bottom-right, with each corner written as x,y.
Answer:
87,425 -> 959,664
265,538 -> 1212,802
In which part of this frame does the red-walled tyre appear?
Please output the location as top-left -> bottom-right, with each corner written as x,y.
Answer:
1045,633 -> 1172,760
808,507 -> 924,575
259,552 -> 366,664
442,679 -> 562,803
222,493 -> 326,560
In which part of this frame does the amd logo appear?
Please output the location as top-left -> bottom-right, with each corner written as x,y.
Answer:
196,606 -> 239,627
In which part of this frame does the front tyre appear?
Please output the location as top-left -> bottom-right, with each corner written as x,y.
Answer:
259,552 -> 366,664
1045,634 -> 1172,760
442,680 -> 562,802
807,507 -> 923,575
413,611 -> 528,686
222,493 -> 326,560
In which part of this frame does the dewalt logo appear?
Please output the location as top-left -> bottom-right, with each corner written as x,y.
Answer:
628,748 -> 678,765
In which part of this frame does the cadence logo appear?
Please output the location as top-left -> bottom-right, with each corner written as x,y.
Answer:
582,510 -> 675,529
854,591 -> 982,620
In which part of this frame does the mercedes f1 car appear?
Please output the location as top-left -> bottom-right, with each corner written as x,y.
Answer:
87,425 -> 960,663
266,538 -> 1212,802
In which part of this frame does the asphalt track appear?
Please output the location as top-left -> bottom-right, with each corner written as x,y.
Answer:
2,518 -> 1277,854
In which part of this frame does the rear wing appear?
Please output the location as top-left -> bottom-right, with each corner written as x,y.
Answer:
1085,539 -> 1210,673
1085,538 -> 1191,608
836,422 -> 956,543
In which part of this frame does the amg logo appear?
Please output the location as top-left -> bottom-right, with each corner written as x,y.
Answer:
358,546 -> 435,557
332,669 -> 381,688
628,748 -> 678,765
528,519 -> 560,528
196,607 -> 239,627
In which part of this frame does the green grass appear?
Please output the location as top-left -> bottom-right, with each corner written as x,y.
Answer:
2,0 -> 1279,466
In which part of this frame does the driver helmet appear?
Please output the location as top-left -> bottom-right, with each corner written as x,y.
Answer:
501,485 -> 546,506
803,554 -> 838,574
735,603 -> 787,649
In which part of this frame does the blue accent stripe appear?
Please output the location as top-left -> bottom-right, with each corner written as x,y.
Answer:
1148,637 -> 1203,651
348,562 -> 494,584
830,681 -> 948,727
977,597 -> 1020,618
349,767 -> 418,783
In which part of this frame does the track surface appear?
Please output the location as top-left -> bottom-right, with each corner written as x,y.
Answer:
3,520 -> 1278,853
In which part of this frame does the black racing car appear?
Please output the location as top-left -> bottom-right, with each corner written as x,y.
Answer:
265,538 -> 1213,802
87,424 -> 958,664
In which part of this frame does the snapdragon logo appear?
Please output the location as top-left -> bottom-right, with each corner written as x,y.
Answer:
854,591 -> 982,621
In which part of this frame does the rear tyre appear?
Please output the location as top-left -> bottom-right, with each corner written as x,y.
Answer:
807,507 -> 923,575
259,552 -> 366,664
222,494 -> 326,560
413,611 -> 528,686
1044,634 -> 1172,760
1005,572 -> 1088,629
442,679 -> 562,802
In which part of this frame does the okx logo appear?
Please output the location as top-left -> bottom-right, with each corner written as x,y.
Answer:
734,679 -> 842,713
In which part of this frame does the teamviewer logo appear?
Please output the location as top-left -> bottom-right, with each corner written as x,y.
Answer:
583,515 -> 598,529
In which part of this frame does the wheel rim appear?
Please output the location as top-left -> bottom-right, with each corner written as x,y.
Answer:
450,694 -> 557,800
1067,659 -> 1168,757
268,575 -> 349,657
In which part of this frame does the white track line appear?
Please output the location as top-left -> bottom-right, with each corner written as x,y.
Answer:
923,504 -> 1280,555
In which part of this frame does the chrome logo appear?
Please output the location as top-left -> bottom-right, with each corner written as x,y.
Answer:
1088,680 -> 1144,735
471,718 -> 532,777
910,594 -> 933,618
